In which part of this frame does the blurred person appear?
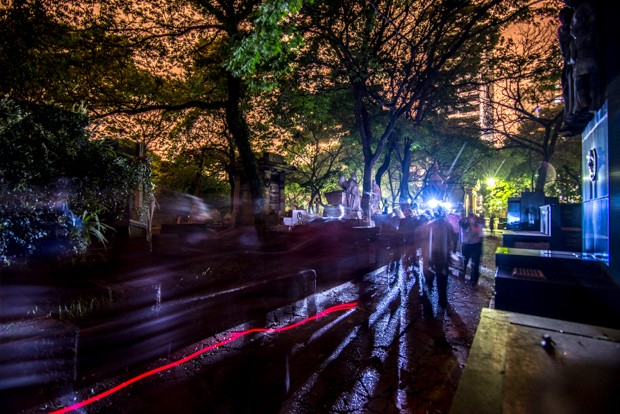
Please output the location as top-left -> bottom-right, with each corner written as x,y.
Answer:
379,207 -> 404,273
419,207 -> 456,308
459,211 -> 485,287
399,206 -> 422,274
446,210 -> 462,253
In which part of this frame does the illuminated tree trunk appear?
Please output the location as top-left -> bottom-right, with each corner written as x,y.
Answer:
354,83 -> 391,223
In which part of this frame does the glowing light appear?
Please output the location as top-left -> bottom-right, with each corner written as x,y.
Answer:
337,204 -> 345,219
486,177 -> 496,188
48,302 -> 357,414
427,199 -> 439,209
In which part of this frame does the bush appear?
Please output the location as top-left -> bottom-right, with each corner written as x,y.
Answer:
0,185 -> 88,265
0,97 -> 150,267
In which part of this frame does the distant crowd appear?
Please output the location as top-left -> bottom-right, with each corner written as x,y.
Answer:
379,203 -> 486,309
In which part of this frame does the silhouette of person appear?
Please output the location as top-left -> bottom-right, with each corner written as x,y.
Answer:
420,207 -> 456,308
459,211 -> 485,287
399,206 -> 422,273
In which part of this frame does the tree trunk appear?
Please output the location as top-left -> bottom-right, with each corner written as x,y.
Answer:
225,74 -> 266,239
398,142 -> 413,205
354,83 -> 392,223
375,137 -> 393,187
535,160 -> 549,193
192,148 -> 207,196
362,162 -> 373,221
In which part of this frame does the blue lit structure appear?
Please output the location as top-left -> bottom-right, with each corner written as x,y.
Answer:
494,0 -> 620,327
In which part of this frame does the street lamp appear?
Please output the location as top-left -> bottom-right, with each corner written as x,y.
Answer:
486,177 -> 497,189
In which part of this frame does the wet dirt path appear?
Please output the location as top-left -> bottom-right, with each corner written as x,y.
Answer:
32,256 -> 495,414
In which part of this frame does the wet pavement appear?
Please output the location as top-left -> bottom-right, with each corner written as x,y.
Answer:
25,253 -> 496,414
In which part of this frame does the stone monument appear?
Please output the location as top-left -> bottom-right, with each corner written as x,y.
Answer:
324,173 -> 362,219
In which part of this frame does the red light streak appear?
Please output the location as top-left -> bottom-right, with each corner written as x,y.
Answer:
49,302 -> 357,413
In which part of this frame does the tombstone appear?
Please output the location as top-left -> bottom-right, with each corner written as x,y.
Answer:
231,152 -> 293,227
110,141 -> 153,241
323,173 -> 362,219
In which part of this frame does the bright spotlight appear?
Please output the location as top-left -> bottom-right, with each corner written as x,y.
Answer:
427,199 -> 439,209
486,177 -> 496,188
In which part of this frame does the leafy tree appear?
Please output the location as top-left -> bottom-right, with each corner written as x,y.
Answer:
282,0 -> 537,221
0,98 -> 149,266
482,6 -> 571,193
480,177 -> 525,218
1,0 -> 278,237
153,148 -> 232,210
0,0 -> 77,102
0,0 -> 165,110
382,111 -> 490,210
275,89 -> 362,211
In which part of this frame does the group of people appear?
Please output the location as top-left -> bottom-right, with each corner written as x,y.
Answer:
386,204 -> 486,309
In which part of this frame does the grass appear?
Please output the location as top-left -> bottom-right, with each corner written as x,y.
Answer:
482,233 -> 502,273
56,290 -> 115,324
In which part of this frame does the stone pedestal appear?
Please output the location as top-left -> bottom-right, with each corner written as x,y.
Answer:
324,191 -> 361,219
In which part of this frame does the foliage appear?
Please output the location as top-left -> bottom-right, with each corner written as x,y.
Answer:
480,177 -> 526,217
0,184 -> 88,266
284,181 -> 310,211
0,98 -> 150,266
152,151 -> 231,211
0,0 -> 159,110
483,7 -> 568,192
276,88 -> 359,208
78,210 -> 116,249
227,0 -> 312,91
0,0 -> 72,102
0,0 -> 573,235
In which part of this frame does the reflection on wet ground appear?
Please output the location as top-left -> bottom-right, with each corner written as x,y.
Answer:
21,255 -> 494,414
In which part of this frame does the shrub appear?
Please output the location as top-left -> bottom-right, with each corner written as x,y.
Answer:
0,97 -> 151,267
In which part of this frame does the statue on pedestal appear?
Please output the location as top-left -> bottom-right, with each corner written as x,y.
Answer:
339,173 -> 361,219
558,7 -> 575,122
560,0 -> 602,133
569,0 -> 600,115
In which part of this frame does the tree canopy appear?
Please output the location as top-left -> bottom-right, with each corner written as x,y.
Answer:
0,0 -> 571,243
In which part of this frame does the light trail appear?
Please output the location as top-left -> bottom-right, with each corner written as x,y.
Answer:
49,302 -> 358,414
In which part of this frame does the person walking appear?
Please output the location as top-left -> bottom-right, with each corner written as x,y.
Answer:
399,205 -> 422,274
420,207 -> 456,308
489,215 -> 496,236
459,211 -> 485,287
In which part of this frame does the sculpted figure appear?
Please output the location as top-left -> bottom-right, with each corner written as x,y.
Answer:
568,0 -> 600,115
339,173 -> 361,216
558,7 -> 575,119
